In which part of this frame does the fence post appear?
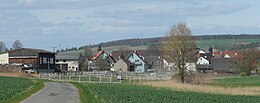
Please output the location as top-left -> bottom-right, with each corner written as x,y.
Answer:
89,76 -> 91,83
79,75 -> 81,83
48,73 -> 50,80
99,76 -> 102,83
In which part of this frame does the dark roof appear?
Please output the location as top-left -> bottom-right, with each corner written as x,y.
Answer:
127,51 -> 149,64
211,58 -> 232,72
56,52 -> 82,60
9,48 -> 55,54
196,64 -> 214,70
111,50 -> 160,61
111,51 -> 132,61
145,56 -> 163,65
119,58 -> 133,66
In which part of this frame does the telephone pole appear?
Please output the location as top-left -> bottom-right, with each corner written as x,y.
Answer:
51,47 -> 57,52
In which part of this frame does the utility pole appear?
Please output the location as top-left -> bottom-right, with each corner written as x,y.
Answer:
141,34 -> 144,46
51,47 -> 57,52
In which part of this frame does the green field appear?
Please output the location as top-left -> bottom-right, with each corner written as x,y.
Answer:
197,38 -> 260,49
213,76 -> 260,87
73,83 -> 260,103
0,77 -> 44,103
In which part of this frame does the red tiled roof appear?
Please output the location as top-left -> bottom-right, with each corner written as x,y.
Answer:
92,50 -> 105,60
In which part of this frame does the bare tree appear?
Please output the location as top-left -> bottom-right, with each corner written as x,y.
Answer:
147,43 -> 161,56
161,23 -> 196,83
233,48 -> 260,76
80,46 -> 93,71
12,40 -> 23,50
0,41 -> 6,53
95,58 -> 110,71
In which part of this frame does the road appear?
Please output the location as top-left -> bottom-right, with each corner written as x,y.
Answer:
21,82 -> 79,103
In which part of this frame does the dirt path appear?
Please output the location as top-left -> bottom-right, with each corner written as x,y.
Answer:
21,82 -> 80,103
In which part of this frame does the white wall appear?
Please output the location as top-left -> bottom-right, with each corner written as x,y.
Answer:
56,60 -> 79,71
0,53 -> 9,64
196,57 -> 209,65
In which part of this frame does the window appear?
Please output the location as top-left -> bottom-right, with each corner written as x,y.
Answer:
63,60 -> 66,62
49,58 -> 54,64
135,60 -> 139,62
43,57 -> 47,64
56,60 -> 59,62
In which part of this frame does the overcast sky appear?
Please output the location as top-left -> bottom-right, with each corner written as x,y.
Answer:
0,0 -> 260,51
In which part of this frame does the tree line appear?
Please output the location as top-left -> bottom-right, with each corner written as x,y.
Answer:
0,40 -> 23,53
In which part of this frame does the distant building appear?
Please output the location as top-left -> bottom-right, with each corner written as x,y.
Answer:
0,53 -> 9,64
196,46 -> 214,71
112,58 -> 133,72
125,51 -> 149,72
8,48 -> 56,72
55,52 -> 84,72
90,46 -> 116,70
211,58 -> 233,73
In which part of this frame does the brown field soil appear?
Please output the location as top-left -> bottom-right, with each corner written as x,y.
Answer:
0,72 -> 38,78
143,81 -> 260,96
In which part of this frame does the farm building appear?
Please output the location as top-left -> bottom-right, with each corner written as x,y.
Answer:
0,53 -> 9,64
112,59 -> 133,72
55,52 -> 84,72
8,48 -> 56,72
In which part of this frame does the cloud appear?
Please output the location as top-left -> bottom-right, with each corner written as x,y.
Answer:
0,0 -> 256,50
0,10 -> 45,36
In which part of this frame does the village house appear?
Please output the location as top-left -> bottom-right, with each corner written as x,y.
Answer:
90,46 -> 116,70
196,46 -> 238,73
196,46 -> 214,71
111,50 -> 173,72
126,51 -> 149,72
112,54 -> 134,72
55,52 -> 84,72
8,48 -> 56,72
0,52 -> 9,64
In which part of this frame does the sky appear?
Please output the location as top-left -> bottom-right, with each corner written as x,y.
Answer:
0,0 -> 260,51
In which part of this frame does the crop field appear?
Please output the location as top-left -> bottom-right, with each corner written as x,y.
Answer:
213,76 -> 260,87
0,76 -> 33,103
197,38 -> 260,49
75,83 -> 260,103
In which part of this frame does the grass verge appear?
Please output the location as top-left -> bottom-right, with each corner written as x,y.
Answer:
71,83 -> 101,103
0,79 -> 44,103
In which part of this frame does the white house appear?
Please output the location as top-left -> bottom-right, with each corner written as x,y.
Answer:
0,53 -> 9,64
196,57 -> 210,65
56,52 -> 84,72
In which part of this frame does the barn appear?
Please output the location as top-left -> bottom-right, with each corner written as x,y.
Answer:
9,48 -> 56,73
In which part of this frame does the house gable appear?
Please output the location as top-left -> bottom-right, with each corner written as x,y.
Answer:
197,57 -> 210,65
126,51 -> 148,72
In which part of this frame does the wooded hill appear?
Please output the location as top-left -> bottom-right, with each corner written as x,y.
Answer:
61,34 -> 260,52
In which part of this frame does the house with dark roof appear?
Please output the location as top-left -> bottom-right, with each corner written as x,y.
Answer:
211,58 -> 233,73
8,48 -> 56,72
112,50 -> 173,72
125,51 -> 149,72
196,46 -> 214,71
112,58 -> 134,72
90,46 -> 116,70
55,52 -> 84,72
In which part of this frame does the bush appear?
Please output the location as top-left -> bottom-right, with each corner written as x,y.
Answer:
240,72 -> 247,77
